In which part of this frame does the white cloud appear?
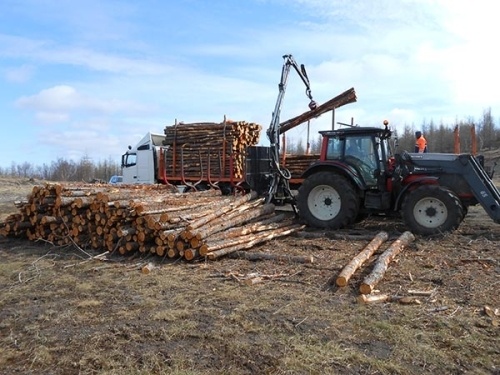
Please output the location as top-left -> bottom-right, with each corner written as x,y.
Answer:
4,64 -> 35,83
17,85 -> 80,112
36,112 -> 70,124
15,85 -> 153,124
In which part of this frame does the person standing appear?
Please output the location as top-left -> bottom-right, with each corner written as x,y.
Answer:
414,131 -> 428,153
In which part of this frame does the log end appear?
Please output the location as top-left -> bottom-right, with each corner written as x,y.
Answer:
359,283 -> 373,295
335,277 -> 348,287
141,262 -> 155,274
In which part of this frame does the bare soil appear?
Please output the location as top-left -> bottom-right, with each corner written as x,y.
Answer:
0,177 -> 499,375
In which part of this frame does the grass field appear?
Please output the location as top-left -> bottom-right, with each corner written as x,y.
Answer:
0,177 -> 499,374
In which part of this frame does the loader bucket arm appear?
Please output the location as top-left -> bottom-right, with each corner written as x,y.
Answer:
460,154 -> 500,223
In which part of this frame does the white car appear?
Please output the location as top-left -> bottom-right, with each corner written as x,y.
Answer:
109,175 -> 123,184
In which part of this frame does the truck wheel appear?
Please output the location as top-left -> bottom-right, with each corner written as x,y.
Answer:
297,171 -> 359,229
402,185 -> 464,235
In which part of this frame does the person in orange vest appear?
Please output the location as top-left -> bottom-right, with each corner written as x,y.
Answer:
414,131 -> 428,153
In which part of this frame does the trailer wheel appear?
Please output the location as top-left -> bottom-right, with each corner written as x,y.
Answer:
402,185 -> 464,235
297,171 -> 359,229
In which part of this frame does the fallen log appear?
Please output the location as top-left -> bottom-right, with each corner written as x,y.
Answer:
228,251 -> 313,264
357,294 -> 422,305
408,289 -> 435,297
334,231 -> 389,287
357,294 -> 390,304
359,231 -> 415,295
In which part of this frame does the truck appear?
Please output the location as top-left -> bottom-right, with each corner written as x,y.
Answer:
121,54 -> 500,235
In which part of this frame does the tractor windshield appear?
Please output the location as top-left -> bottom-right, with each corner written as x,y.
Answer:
326,135 -> 378,185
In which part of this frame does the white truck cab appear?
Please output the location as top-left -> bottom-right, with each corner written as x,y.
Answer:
121,132 -> 165,184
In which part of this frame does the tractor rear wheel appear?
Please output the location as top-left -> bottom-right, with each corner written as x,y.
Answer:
402,185 -> 464,235
297,171 -> 359,229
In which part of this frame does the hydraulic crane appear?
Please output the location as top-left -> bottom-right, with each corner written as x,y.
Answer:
265,54 -> 317,206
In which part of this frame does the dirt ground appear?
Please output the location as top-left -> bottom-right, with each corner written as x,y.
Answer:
0,176 -> 499,375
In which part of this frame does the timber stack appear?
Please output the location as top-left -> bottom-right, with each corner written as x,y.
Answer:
283,154 -> 318,179
0,183 -> 302,261
163,120 -> 262,180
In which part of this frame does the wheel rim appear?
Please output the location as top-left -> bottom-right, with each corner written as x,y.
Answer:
413,197 -> 448,228
307,184 -> 341,221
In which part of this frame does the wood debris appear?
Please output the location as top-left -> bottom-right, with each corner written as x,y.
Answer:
214,271 -> 295,285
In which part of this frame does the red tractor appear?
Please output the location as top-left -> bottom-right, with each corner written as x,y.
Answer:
245,54 -> 499,235
294,124 -> 500,235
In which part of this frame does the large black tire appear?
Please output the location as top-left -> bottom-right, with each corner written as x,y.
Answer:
297,171 -> 359,229
401,185 -> 464,235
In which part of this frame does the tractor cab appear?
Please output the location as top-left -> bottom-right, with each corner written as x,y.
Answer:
319,126 -> 393,189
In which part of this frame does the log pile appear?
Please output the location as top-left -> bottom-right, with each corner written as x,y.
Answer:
282,154 -> 319,179
163,120 -> 262,180
0,183 -> 302,261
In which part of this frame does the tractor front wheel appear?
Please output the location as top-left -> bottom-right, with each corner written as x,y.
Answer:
402,185 -> 464,235
297,172 -> 359,229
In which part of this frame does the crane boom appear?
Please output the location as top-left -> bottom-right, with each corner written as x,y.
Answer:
265,54 -> 316,206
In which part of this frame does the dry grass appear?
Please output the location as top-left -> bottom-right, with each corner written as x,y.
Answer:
0,177 -> 499,374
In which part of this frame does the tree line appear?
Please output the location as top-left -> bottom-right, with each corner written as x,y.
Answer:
0,155 -> 121,183
286,108 -> 499,155
1,108 -> 498,182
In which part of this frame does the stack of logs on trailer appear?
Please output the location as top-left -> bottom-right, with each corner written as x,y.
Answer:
0,183 -> 304,261
163,120 -> 262,182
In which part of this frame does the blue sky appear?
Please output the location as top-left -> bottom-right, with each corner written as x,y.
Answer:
1,0 -> 498,167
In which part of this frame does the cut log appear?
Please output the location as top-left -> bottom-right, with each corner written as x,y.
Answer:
228,251 -> 313,264
187,201 -> 274,241
279,87 -> 357,134
186,191 -> 258,231
207,224 -> 305,260
407,289 -> 435,296
207,213 -> 287,241
244,277 -> 263,286
359,231 -> 415,295
141,262 -> 156,274
334,231 -> 389,287
357,294 -> 390,304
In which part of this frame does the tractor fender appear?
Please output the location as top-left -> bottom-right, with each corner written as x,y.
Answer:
301,161 -> 367,191
394,176 -> 439,210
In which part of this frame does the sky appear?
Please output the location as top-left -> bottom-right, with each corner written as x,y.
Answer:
1,0 -> 499,168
